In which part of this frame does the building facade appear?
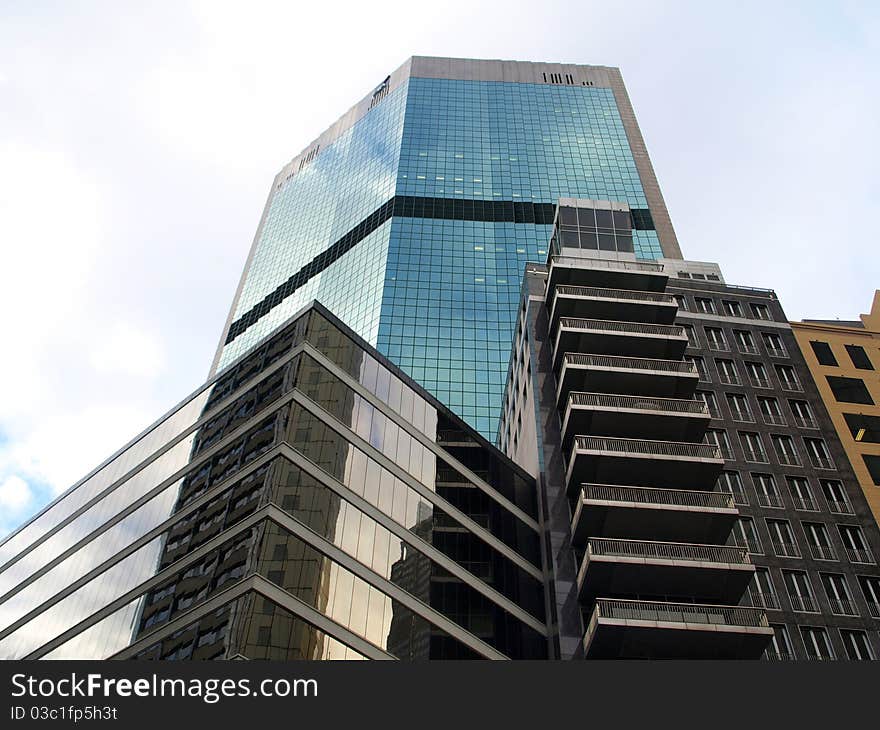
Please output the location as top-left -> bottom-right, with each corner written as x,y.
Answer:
214,56 -> 682,439
499,201 -> 880,660
790,292 -> 880,528
0,303 -> 547,660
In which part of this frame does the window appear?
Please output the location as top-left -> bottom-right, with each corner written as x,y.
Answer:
733,329 -> 757,354
809,340 -> 838,366
682,323 -> 698,346
726,393 -> 753,422
802,522 -> 836,561
722,300 -> 743,318
838,525 -> 875,564
842,413 -> 880,443
695,390 -> 719,417
787,477 -> 816,511
845,344 -> 874,370
789,400 -> 816,429
705,429 -> 733,458
840,629 -> 875,660
705,326 -> 728,351
753,473 -> 783,508
768,520 -> 801,558
757,396 -> 785,426
695,297 -> 716,314
745,361 -> 770,388
865,455 -> 880,486
739,431 -> 767,462
800,626 -> 835,660
783,570 -> 816,611
750,302 -> 771,321
858,575 -> 880,618
821,573 -> 856,615
826,375 -> 873,404
673,294 -> 689,312
766,624 -> 796,660
749,567 -> 780,609
731,516 -> 761,553
684,355 -> 708,381
717,471 -> 747,505
776,365 -> 802,391
820,479 -> 852,514
716,358 -> 739,385
771,434 -> 800,466
762,332 -> 787,357
804,438 -> 834,469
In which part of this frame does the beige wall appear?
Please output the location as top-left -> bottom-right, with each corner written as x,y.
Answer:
791,291 -> 880,526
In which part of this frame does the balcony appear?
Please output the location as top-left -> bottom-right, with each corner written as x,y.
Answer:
556,353 -> 699,404
570,484 -> 737,545
566,436 -> 724,492
576,538 -> 755,606
548,285 -> 677,332
828,598 -> 858,616
788,594 -> 818,613
844,546 -> 876,565
748,591 -> 781,610
808,543 -> 836,561
546,255 -> 668,295
826,499 -> 853,515
554,319 -> 688,367
582,599 -> 772,659
770,540 -> 801,558
560,392 -> 710,447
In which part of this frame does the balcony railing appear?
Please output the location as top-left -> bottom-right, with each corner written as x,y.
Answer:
573,436 -> 723,460
766,346 -> 788,358
587,537 -> 749,564
580,484 -> 734,510
828,598 -> 858,616
562,353 -> 698,374
788,594 -> 817,612
780,379 -> 803,392
757,493 -> 784,509
764,651 -> 795,661
771,540 -> 802,558
591,598 -> 769,627
792,415 -> 816,429
550,255 -> 664,273
808,455 -> 835,470
554,285 -> 675,305
867,601 -> 880,619
708,340 -> 730,352
808,543 -> 837,561
732,537 -> 763,554
568,392 -> 709,416
738,343 -> 759,355
792,496 -> 817,512
844,546 -> 876,565
718,372 -> 741,385
558,318 -> 685,339
826,499 -> 853,515
750,376 -> 771,389
761,412 -> 787,426
775,452 -> 801,467
749,591 -> 781,610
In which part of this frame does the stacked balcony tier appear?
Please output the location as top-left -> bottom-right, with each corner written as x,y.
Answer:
553,319 -> 688,369
548,286 -> 678,334
582,599 -> 773,659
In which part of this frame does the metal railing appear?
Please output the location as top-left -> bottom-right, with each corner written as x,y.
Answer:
779,378 -> 803,392
757,493 -> 784,509
808,543 -> 837,561
568,392 -> 709,416
587,537 -> 749,564
867,601 -> 880,619
558,317 -> 685,338
764,651 -> 794,661
750,376 -> 771,388
828,598 -> 857,616
554,285 -> 675,304
592,598 -> 769,627
762,412 -> 787,426
792,496 -> 817,512
809,455 -> 835,470
738,343 -> 759,355
563,353 -> 697,374
573,436 -> 723,460
792,415 -> 817,429
579,484 -> 734,510
826,499 -> 853,515
788,594 -> 817,612
708,340 -> 730,352
550,255 -> 664,273
771,540 -> 802,558
749,591 -> 781,610
766,346 -> 788,358
844,546 -> 876,565
775,452 -> 801,467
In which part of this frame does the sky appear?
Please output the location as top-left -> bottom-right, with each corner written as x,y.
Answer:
0,0 -> 878,537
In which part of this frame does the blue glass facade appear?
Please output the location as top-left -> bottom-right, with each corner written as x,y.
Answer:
218,66 -> 666,438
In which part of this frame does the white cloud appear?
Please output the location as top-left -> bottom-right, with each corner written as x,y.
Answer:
0,475 -> 31,512
89,322 -> 167,379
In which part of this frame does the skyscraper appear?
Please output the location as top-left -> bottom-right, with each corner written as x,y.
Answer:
214,57 -> 682,438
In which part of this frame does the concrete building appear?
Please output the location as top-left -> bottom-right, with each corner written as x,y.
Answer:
791,293 -> 880,528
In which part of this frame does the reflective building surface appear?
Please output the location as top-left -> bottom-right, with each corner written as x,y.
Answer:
215,57 -> 682,438
0,303 -> 546,660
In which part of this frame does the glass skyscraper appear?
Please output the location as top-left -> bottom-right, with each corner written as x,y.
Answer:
214,57 -> 682,438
